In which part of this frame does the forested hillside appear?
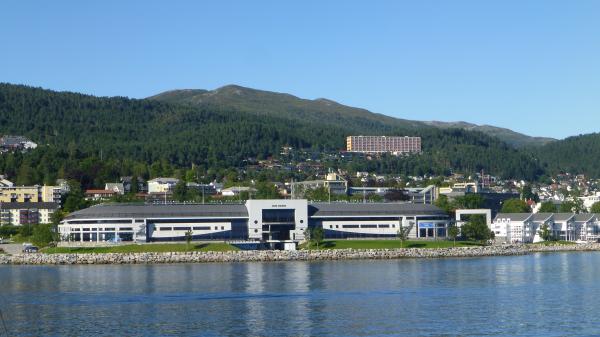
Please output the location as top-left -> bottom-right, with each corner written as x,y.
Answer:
423,121 -> 556,148
151,85 -> 555,148
535,133 -> 600,177
0,83 -> 545,187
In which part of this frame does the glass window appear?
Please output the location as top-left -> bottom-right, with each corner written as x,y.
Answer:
262,209 -> 295,223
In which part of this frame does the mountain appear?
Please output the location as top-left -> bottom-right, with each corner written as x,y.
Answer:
535,133 -> 600,177
423,121 -> 556,148
150,85 -> 554,148
0,83 -> 545,186
149,85 -> 426,132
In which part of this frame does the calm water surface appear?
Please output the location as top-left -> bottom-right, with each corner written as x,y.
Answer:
1,252 -> 600,336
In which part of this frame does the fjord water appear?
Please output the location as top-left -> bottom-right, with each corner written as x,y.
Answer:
1,253 -> 600,336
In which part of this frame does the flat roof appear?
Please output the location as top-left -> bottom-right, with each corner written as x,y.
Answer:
64,203 -> 249,220
64,201 -> 449,220
310,202 -> 446,217
0,202 -> 59,210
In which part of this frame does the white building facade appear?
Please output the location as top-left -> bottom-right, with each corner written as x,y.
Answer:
59,201 -> 450,247
493,212 -> 600,243
147,178 -> 180,193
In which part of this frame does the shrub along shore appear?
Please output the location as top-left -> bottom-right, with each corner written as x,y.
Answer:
2,243 -> 600,265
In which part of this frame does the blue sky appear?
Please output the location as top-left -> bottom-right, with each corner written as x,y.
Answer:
1,1 -> 599,139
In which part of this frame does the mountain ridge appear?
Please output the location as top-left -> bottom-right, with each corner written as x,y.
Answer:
0,82 -> 544,181
149,84 -> 556,148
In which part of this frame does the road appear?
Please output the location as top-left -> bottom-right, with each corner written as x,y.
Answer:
0,244 -> 24,255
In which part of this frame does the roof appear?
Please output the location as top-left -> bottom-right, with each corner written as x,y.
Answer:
575,213 -> 596,222
552,213 -> 575,222
309,202 -> 446,217
85,189 -> 116,194
105,183 -> 124,189
0,202 -> 59,210
531,213 -> 554,222
494,212 -> 598,223
148,178 -> 179,184
64,203 -> 249,220
494,213 -> 532,222
221,186 -> 256,192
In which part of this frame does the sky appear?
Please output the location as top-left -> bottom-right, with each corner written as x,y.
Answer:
1,1 -> 599,139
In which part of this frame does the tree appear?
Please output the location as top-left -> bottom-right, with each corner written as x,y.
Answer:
0,225 -> 19,238
311,227 -> 324,250
460,215 -> 492,244
448,225 -> 460,247
256,182 -> 280,199
539,201 -> 557,213
19,224 -> 34,238
521,185 -> 539,202
501,198 -> 530,213
434,195 -> 453,214
591,202 -> 600,214
559,199 -> 585,213
303,227 -> 312,249
130,175 -> 139,194
453,194 -> 484,210
173,180 -> 188,202
397,225 -> 410,248
32,224 -> 56,247
538,223 -> 554,241
305,187 -> 330,202
185,229 -> 193,249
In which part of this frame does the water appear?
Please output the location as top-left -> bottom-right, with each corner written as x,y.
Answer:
1,252 -> 600,336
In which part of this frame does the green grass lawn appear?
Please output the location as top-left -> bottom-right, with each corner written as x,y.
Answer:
9,234 -> 32,244
42,243 -> 239,254
531,240 -> 577,246
303,239 -> 482,250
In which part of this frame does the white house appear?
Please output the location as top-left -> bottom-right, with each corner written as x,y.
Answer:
148,178 -> 179,193
221,186 -> 257,197
105,183 -> 125,195
493,212 -> 600,243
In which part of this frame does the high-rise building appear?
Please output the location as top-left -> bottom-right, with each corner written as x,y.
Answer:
346,136 -> 421,154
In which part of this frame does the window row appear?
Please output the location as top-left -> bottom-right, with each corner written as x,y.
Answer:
157,226 -> 226,231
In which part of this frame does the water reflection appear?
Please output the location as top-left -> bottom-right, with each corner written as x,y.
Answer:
2,253 -> 600,336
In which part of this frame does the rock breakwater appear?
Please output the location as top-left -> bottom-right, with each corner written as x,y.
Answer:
2,243 -> 600,265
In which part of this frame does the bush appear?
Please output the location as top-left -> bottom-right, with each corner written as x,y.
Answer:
32,224 -> 57,247
461,215 -> 493,243
19,224 -> 34,237
0,225 -> 19,238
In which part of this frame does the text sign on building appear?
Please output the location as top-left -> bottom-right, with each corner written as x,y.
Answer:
419,222 -> 435,228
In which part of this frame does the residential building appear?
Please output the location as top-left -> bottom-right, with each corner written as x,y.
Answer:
0,176 -> 14,187
186,183 -> 217,196
41,185 -> 62,204
85,189 -> 116,201
0,184 -> 61,204
346,136 -> 421,154
0,202 -> 59,226
580,192 -> 600,211
120,176 -> 147,193
105,183 -> 125,195
221,186 -> 257,197
492,212 -> 600,243
291,172 -> 348,196
148,178 -> 179,193
0,135 -> 37,152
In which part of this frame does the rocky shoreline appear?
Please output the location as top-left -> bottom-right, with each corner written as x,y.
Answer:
2,243 -> 600,265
